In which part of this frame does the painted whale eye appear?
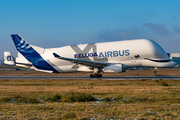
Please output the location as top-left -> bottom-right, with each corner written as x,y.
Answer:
134,54 -> 140,58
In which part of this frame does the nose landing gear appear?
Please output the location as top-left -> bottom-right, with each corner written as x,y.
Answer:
154,67 -> 157,74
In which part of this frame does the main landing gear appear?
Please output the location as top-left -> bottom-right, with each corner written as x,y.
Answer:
90,74 -> 102,78
90,68 -> 102,78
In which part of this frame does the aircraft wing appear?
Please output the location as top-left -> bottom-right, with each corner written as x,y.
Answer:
53,53 -> 110,68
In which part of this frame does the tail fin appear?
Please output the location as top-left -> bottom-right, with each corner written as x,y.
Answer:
4,51 -> 15,65
11,34 -> 58,72
11,34 -> 37,58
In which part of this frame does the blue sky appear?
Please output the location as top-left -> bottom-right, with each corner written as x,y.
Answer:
0,0 -> 180,58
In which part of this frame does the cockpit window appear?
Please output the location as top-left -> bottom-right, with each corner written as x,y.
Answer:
134,54 -> 140,58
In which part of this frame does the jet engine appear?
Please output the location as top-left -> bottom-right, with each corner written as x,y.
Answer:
103,64 -> 124,73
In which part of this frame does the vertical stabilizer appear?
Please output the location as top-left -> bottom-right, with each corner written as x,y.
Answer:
11,34 -> 58,72
4,51 -> 15,65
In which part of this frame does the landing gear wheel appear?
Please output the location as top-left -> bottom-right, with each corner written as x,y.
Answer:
98,74 -> 102,78
90,74 -> 102,78
90,74 -> 94,78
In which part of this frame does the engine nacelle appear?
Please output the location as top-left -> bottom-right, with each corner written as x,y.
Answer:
103,64 -> 124,73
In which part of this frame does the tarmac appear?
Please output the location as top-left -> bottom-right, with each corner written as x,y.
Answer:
0,76 -> 180,80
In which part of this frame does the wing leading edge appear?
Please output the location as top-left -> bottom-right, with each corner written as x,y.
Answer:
53,53 -> 110,68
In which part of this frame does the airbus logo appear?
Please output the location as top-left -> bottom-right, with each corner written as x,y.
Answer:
74,50 -> 130,58
98,50 -> 130,58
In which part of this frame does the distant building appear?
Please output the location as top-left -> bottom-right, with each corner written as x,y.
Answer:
170,53 -> 180,68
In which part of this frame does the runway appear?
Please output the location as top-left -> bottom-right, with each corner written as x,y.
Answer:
0,76 -> 180,80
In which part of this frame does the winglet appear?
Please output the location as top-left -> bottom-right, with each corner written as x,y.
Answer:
53,53 -> 61,58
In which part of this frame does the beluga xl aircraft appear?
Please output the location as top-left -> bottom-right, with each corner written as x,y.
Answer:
4,34 -> 176,78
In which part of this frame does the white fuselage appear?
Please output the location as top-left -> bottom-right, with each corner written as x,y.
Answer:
27,39 -> 175,73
